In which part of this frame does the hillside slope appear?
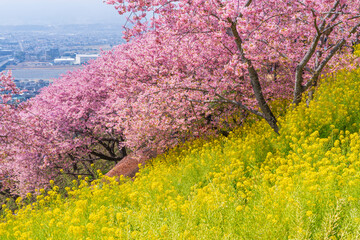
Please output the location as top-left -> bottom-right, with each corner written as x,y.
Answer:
1,68 -> 360,239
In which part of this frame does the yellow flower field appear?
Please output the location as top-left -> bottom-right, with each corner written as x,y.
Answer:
2,68 -> 360,239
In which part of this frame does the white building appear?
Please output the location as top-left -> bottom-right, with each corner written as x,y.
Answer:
54,58 -> 75,65
74,54 -> 100,65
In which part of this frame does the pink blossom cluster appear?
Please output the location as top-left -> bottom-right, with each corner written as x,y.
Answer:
106,0 -> 360,131
0,32 -> 263,194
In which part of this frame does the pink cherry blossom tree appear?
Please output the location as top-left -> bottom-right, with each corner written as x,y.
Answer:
107,0 -> 360,133
0,71 -> 25,196
0,65 -> 128,195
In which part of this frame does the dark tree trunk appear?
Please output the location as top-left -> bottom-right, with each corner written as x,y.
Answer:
230,21 -> 279,134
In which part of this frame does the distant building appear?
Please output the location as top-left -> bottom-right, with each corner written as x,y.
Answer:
0,50 -> 14,57
46,48 -> 60,61
54,57 -> 75,65
62,52 -> 76,58
74,54 -> 99,65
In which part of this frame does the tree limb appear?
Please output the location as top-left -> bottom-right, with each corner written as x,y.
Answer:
90,151 -> 125,162
245,0 -> 252,7
228,15 -> 279,132
304,39 -> 346,90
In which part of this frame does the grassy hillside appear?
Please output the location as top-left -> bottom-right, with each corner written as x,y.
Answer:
2,68 -> 360,239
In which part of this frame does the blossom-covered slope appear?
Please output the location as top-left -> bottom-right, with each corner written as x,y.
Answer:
1,68 -> 360,239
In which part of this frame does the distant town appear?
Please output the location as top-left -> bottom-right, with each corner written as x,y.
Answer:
0,24 -> 124,101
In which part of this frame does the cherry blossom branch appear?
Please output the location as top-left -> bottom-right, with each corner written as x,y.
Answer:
186,96 -> 264,118
304,39 -> 346,90
245,0 -> 252,7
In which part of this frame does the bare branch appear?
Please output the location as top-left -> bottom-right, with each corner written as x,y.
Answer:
257,39 -> 291,61
350,22 -> 360,34
317,1 -> 341,32
215,93 -> 265,118
222,43 -> 234,55
321,21 -> 343,34
311,9 -> 321,35
237,0 -> 252,18
187,95 -> 265,118
304,39 -> 346,90
304,66 -> 314,74
247,13 -> 286,39
348,15 -> 360,20
176,86 -> 211,93
244,0 -> 252,7
294,32 -> 321,82
90,151 -> 125,162
296,0 -> 306,7
324,0 -> 340,20
322,11 -> 349,15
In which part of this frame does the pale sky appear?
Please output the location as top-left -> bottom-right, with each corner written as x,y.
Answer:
0,0 -> 126,25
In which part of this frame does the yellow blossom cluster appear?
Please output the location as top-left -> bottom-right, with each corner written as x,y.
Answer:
1,68 -> 360,239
